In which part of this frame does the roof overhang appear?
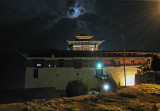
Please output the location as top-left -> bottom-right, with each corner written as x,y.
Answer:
67,41 -> 104,46
76,36 -> 93,40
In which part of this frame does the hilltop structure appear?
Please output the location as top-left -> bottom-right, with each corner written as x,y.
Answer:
21,35 -> 160,95
67,35 -> 104,51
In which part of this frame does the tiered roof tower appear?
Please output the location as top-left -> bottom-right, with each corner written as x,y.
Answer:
67,35 -> 104,51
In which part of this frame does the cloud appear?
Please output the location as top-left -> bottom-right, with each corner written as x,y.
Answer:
43,0 -> 97,30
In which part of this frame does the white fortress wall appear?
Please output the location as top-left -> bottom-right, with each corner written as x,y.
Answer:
25,65 -> 139,90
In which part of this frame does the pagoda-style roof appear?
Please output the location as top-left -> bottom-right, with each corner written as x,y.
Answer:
67,40 -> 104,46
76,36 -> 93,40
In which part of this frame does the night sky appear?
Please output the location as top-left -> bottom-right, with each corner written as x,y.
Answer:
0,0 -> 160,51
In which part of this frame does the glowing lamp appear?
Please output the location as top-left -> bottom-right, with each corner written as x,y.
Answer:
91,48 -> 94,51
104,84 -> 109,90
97,63 -> 102,68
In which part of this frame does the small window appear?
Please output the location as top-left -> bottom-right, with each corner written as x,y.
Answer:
57,73 -> 58,77
36,64 -> 41,67
131,60 -> 135,66
33,69 -> 38,78
74,60 -> 81,69
59,59 -> 64,67
60,62 -> 63,67
77,73 -> 79,76
76,47 -> 80,51
83,47 -> 88,51
114,61 -> 120,67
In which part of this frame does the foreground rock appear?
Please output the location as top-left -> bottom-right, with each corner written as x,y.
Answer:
0,84 -> 160,111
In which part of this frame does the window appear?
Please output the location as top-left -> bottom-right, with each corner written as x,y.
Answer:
33,69 -> 38,78
57,73 -> 58,77
76,47 -> 80,51
83,47 -> 88,51
36,64 -> 41,67
34,59 -> 44,67
147,59 -> 150,64
77,73 -> 79,76
74,60 -> 81,69
59,59 -> 64,67
131,60 -> 135,66
138,62 -> 142,65
114,61 -> 120,67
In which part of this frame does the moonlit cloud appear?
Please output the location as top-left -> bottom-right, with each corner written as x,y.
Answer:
1,0 -> 160,51
67,6 -> 86,19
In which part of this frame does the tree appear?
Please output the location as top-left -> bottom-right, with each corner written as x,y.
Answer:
151,55 -> 160,71
66,80 -> 89,97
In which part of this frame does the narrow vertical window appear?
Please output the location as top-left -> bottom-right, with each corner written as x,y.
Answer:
131,60 -> 135,66
83,47 -> 88,51
33,69 -> 38,78
59,59 -> 64,67
147,59 -> 150,64
74,60 -> 81,69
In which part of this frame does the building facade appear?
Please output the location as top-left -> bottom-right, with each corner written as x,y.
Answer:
67,35 -> 104,51
22,50 -> 159,91
22,35 -> 160,91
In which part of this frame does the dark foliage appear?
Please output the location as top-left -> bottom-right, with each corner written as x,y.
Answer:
151,55 -> 160,71
66,80 -> 89,97
135,72 -> 160,85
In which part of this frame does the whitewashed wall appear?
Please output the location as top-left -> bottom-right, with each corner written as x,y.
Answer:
25,66 -> 139,90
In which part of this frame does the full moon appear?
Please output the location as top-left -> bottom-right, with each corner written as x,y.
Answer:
68,5 -> 86,19
72,7 -> 81,18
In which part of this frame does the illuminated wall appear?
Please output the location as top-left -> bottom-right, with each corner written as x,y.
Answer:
25,66 -> 139,90
24,55 -> 152,89
103,66 -> 137,86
